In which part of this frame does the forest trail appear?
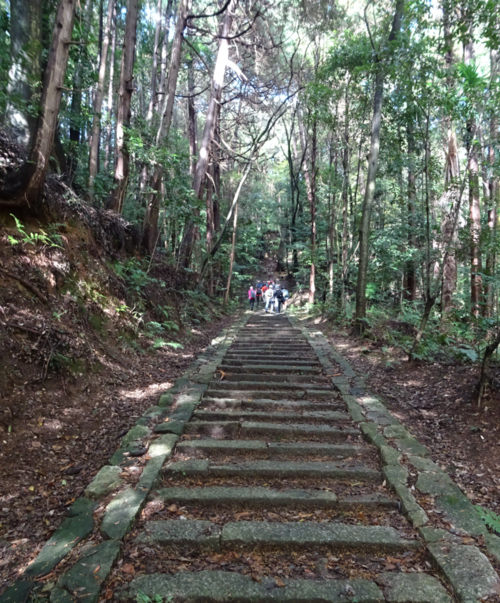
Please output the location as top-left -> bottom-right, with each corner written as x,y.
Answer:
111,313 -> 499,602
6,312 -> 500,603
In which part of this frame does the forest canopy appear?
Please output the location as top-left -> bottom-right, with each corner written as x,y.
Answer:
0,0 -> 499,385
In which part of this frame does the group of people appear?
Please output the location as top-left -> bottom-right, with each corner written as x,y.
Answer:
247,280 -> 289,314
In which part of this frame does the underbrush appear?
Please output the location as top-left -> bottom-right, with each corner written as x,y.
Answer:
310,297 -> 498,365
0,213 -> 230,402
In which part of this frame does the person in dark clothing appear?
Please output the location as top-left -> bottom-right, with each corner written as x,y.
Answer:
274,286 -> 284,314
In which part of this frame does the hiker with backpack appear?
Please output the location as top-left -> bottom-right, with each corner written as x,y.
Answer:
274,286 -> 285,314
256,284 -> 263,307
281,287 -> 289,312
264,286 -> 274,312
248,286 -> 256,310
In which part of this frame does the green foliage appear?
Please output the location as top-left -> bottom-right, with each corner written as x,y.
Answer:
475,505 -> 500,534
8,215 -> 63,248
152,339 -> 184,350
136,591 -> 172,603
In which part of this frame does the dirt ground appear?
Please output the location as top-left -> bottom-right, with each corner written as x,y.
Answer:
0,280 -> 235,591
317,321 -> 500,514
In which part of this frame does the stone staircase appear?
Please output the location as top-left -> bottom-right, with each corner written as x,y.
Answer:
122,314 -> 455,602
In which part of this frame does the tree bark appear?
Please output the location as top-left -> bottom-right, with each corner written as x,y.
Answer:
178,0 -> 236,269
104,3 -> 117,170
5,0 -> 43,146
484,49 -> 499,317
354,0 -> 404,333
223,199 -> 238,310
405,120 -> 417,301
0,0 -> 77,207
298,111 -> 317,304
158,0 -> 174,115
107,0 -> 139,214
465,37 -> 482,317
147,0 -> 163,122
88,0 -> 116,200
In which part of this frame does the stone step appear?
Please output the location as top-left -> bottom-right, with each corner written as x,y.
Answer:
240,421 -> 360,440
219,373 -> 330,384
164,459 -> 380,481
223,356 -> 320,364
154,486 -> 398,510
134,519 -> 419,553
208,381 -> 332,391
217,364 -> 322,374
193,409 -> 351,423
200,398 -> 342,411
176,439 -> 364,458
205,389 -> 335,400
124,570 -> 405,603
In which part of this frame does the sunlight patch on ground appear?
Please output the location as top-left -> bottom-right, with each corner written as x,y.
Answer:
119,381 -> 173,400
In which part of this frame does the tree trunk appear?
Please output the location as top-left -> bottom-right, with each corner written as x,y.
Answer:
104,3 -> 117,170
354,0 -> 404,333
178,0 -> 236,269
147,0 -> 163,122
88,0 -> 115,200
223,200 -> 238,310
107,0 -> 139,213
158,0 -> 174,115
6,0 -> 43,146
465,38 -> 482,317
141,0 -> 189,254
0,0 -> 77,206
484,49 -> 499,317
341,93 -> 350,309
405,120 -> 417,301
298,111 -> 317,304
187,55 -> 197,178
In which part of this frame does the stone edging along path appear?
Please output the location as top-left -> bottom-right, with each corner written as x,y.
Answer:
0,313 -> 250,603
2,310 -> 500,603
287,314 -> 500,602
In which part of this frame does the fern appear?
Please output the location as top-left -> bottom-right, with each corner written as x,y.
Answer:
475,505 -> 500,534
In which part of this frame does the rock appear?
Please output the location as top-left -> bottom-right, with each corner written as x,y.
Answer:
384,424 -> 410,439
122,570 -> 383,603
85,465 -> 123,500
50,540 -> 121,603
383,465 -> 409,487
24,500 -> 96,577
135,520 -> 221,550
379,573 -> 451,603
435,493 -> 487,536
485,533 -> 500,563
158,392 -> 174,407
155,420 -> 185,435
221,521 -> 421,552
155,486 -> 338,507
428,542 -> 500,602
121,425 -> 150,447
379,445 -> 402,466
415,472 -> 462,497
407,455 -> 441,472
395,437 -> 429,457
0,581 -> 34,603
100,487 -> 147,540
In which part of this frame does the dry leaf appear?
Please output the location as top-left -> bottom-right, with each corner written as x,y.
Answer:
121,564 -> 135,575
275,578 -> 285,588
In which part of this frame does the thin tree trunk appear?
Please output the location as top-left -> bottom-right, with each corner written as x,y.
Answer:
405,120 -> 417,301
0,0 -> 77,206
354,0 -> 404,333
298,111 -> 317,304
178,0 -> 236,269
223,200 -> 238,310
108,0 -> 139,213
104,3 -> 117,170
147,0 -> 163,122
158,0 -> 174,114
341,91 -> 350,309
187,55 -> 197,178
465,37 -> 482,317
88,0 -> 115,200
484,49 -> 499,317
141,0 -> 189,253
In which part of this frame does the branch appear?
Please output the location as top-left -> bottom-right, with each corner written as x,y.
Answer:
187,0 -> 232,21
0,268 -> 48,304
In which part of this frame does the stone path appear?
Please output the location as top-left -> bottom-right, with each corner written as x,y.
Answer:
3,312 -> 500,603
